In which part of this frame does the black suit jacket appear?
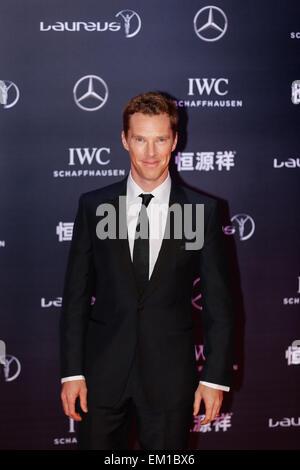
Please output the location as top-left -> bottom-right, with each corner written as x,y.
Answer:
60,175 -> 234,411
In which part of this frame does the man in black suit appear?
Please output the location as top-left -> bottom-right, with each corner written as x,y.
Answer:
60,92 -> 234,450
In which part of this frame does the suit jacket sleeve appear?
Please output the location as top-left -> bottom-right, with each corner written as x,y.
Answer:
199,200 -> 234,388
60,194 -> 95,378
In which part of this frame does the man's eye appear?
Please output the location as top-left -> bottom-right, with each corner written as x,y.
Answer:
136,138 -> 144,142
158,138 -> 166,143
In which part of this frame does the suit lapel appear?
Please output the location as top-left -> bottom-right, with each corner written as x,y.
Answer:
107,177 -> 139,298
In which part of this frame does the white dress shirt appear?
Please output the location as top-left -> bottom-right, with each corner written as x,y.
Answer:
62,171 -> 229,392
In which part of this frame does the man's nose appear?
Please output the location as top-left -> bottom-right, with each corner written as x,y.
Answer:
147,141 -> 156,157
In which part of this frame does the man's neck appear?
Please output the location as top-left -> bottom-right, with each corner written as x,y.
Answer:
130,170 -> 169,192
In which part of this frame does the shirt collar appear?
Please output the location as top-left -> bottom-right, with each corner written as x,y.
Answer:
126,169 -> 171,204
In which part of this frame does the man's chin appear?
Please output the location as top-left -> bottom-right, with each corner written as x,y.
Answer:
140,170 -> 164,182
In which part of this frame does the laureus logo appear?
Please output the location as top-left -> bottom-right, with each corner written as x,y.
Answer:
0,80 -> 20,109
0,342 -> 21,382
230,214 -> 255,241
115,10 -> 141,38
40,9 -> 141,38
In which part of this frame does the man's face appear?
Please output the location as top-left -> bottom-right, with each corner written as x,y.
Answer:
121,112 -> 177,185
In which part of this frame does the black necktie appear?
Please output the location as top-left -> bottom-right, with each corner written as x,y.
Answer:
132,193 -> 154,296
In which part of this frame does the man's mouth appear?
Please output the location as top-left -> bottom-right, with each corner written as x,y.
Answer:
142,161 -> 159,167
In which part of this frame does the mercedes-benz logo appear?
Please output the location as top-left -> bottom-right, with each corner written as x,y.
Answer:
193,6 -> 228,42
73,75 -> 108,111
115,9 -> 141,38
0,80 -> 20,109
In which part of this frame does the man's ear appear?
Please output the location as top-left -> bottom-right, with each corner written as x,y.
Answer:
171,132 -> 178,152
121,131 -> 129,151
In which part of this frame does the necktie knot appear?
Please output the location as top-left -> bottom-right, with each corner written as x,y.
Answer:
139,193 -> 154,208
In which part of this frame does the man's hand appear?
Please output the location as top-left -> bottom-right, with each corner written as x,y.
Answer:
61,380 -> 88,422
193,383 -> 223,425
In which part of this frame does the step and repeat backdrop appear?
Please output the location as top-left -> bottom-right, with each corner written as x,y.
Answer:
0,0 -> 299,450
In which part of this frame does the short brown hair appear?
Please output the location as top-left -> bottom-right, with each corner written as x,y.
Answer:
123,91 -> 178,137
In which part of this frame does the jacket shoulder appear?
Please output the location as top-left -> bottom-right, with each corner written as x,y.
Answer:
177,183 -> 218,208
79,177 -> 127,205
